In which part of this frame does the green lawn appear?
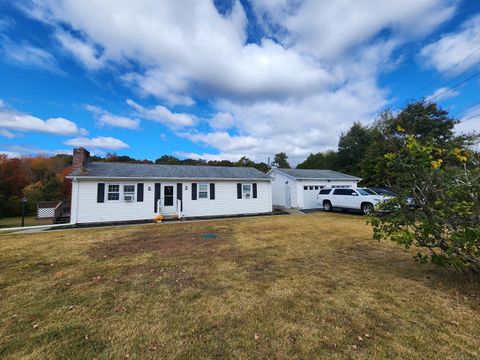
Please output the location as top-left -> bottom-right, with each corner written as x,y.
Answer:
0,213 -> 479,359
0,216 -> 53,229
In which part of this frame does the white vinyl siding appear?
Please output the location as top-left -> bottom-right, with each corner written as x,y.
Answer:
71,179 -> 272,224
184,181 -> 271,218
270,171 -> 298,208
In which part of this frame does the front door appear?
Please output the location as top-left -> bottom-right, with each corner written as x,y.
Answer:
161,184 -> 176,215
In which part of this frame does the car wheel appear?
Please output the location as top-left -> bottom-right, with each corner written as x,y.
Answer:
361,203 -> 374,215
323,201 -> 332,212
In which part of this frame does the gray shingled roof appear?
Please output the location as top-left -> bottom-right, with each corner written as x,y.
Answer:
272,168 -> 361,180
68,162 -> 271,180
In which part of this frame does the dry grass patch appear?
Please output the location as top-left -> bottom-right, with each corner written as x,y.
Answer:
0,213 -> 479,359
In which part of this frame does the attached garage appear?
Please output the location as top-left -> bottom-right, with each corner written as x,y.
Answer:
268,168 -> 361,210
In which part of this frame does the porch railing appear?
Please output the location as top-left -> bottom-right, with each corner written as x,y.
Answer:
37,201 -> 61,219
37,201 -> 71,223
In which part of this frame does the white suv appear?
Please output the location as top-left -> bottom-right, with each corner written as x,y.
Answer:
317,188 -> 389,215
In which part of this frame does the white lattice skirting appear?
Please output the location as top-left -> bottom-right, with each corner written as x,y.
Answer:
37,207 -> 55,218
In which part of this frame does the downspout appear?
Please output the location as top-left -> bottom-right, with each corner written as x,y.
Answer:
72,177 -> 79,224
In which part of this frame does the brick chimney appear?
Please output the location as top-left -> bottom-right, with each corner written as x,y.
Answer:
72,147 -> 90,170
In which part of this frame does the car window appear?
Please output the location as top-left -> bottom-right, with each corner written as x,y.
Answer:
356,189 -> 371,196
345,189 -> 358,196
319,189 -> 331,195
333,189 -> 345,195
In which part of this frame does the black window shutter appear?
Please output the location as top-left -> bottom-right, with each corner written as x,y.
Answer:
210,183 -> 215,200
97,183 -> 105,203
192,183 -> 197,200
253,183 -> 257,198
237,183 -> 242,199
177,183 -> 183,211
154,183 -> 161,212
137,183 -> 144,202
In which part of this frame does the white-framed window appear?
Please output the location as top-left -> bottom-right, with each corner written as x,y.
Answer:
123,184 -> 135,202
107,184 -> 120,201
242,184 -> 252,199
198,183 -> 209,199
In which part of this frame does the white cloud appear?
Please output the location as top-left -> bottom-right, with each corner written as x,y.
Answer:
209,112 -> 235,129
0,145 -> 74,157
54,29 -> 104,70
126,99 -> 197,128
97,113 -> 139,129
1,36 -> 60,73
0,129 -> 16,138
0,100 -> 87,136
122,70 -> 194,106
425,87 -> 459,102
85,104 -> 140,129
18,0 -> 458,162
174,151 -> 241,162
455,106 -> 480,135
254,0 -> 456,59
0,16 -> 15,31
421,14 -> 480,74
0,151 -> 21,158
64,136 -> 129,150
178,78 -> 388,164
20,0 -> 333,104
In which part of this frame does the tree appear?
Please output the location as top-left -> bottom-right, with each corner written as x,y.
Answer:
235,156 -> 256,168
359,127 -> 393,186
272,152 -> 290,168
336,122 -> 372,176
207,160 -> 235,167
360,102 -> 468,186
107,153 -> 153,163
253,162 -> 270,173
297,150 -> 339,170
369,131 -> 480,271
155,155 -> 182,165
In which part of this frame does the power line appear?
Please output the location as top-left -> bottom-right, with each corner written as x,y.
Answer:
426,69 -> 480,102
460,112 -> 480,123
452,99 -> 480,116
412,45 -> 480,98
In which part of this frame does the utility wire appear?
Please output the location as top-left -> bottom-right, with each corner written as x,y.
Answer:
460,112 -> 480,123
451,99 -> 480,116
426,69 -> 480,102
412,45 -> 480,98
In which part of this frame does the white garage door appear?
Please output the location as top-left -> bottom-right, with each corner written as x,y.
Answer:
302,185 -> 322,209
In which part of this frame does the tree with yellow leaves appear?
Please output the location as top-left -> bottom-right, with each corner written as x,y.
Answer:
369,131 -> 480,271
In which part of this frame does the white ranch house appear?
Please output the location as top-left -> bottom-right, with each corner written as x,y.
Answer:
268,168 -> 361,210
67,148 -> 272,224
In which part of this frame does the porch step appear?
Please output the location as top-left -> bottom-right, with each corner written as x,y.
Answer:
54,216 -> 71,224
158,215 -> 181,221
279,208 -> 306,216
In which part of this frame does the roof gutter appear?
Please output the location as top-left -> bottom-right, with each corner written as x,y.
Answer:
270,168 -> 361,181
65,176 -> 272,181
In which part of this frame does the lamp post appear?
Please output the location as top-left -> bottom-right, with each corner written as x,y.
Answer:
21,197 -> 28,227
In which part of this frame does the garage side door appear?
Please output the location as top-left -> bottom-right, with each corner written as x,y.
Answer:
302,185 -> 322,209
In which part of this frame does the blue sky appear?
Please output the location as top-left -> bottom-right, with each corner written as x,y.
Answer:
0,0 -> 479,164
